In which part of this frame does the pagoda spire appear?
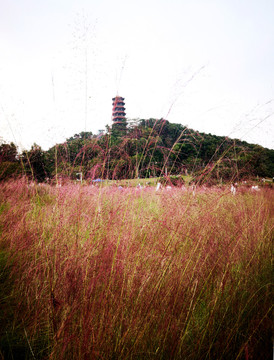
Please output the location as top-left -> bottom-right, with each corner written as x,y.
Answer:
111,96 -> 127,136
112,96 -> 126,123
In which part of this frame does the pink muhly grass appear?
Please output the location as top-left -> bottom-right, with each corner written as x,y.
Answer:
0,180 -> 272,359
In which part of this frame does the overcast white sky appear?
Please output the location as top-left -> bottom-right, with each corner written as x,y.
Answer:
0,0 -> 273,150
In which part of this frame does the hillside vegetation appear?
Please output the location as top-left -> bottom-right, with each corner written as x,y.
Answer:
1,118 -> 273,183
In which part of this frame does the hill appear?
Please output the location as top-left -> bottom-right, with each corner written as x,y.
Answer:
1,119 -> 273,183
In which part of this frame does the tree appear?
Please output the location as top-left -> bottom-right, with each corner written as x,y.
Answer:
0,142 -> 18,162
0,142 -> 21,180
22,144 -> 47,182
111,118 -> 128,138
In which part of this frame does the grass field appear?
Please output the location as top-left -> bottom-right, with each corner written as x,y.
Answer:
0,179 -> 273,359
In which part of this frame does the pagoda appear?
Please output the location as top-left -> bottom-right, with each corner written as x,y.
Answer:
112,96 -> 126,123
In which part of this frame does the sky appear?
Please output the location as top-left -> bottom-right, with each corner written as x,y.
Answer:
0,0 -> 274,151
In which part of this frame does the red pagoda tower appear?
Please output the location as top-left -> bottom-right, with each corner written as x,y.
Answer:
112,96 -> 126,123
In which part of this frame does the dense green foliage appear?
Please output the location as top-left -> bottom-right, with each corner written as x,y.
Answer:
0,143 -> 21,181
1,119 -> 273,182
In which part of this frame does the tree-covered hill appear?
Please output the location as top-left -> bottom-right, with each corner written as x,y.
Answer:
1,119 -> 273,183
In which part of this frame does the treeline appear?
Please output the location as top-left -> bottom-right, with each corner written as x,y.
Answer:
0,119 -> 273,183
